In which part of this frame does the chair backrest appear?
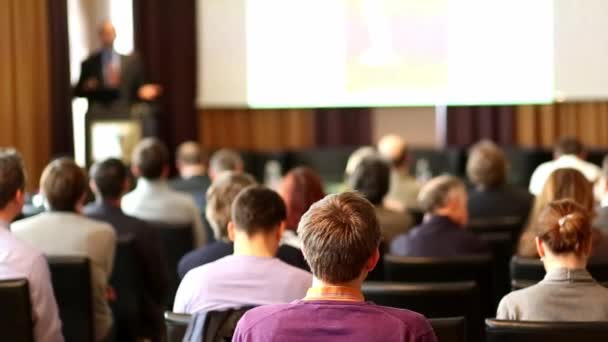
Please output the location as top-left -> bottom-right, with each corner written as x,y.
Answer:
47,256 -> 94,342
164,311 -> 192,342
511,255 -> 608,290
149,221 -> 194,307
0,278 -> 33,342
476,232 -> 513,310
429,317 -> 466,342
485,319 -> 608,342
468,216 -> 522,239
110,235 -> 144,341
183,307 -> 255,342
363,281 -> 480,342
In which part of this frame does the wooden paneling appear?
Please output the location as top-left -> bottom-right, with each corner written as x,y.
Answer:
0,0 -> 51,189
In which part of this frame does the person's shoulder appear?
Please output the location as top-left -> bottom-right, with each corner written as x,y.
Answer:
236,303 -> 296,333
274,258 -> 312,278
363,304 -> 435,337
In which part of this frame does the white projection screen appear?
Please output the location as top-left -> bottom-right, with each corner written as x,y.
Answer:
197,0 -> 561,108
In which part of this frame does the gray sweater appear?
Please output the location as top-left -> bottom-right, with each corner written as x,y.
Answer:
497,268 -> 608,321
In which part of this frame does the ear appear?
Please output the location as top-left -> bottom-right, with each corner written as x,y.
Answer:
365,247 -> 380,272
275,221 -> 286,241
227,221 -> 236,242
14,189 -> 25,207
89,180 -> 98,194
131,165 -> 140,178
535,237 -> 546,258
75,192 -> 88,214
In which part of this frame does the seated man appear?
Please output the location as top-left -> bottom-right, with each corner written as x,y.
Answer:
390,175 -> 489,257
85,158 -> 169,341
177,172 -> 308,279
208,148 -> 244,179
349,155 -> 413,243
122,138 -> 206,246
0,149 -> 64,341
378,134 -> 422,211
12,158 -> 116,342
173,185 -> 312,314
233,192 -> 437,342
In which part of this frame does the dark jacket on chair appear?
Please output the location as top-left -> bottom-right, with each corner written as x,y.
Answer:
467,185 -> 533,226
390,215 -> 489,257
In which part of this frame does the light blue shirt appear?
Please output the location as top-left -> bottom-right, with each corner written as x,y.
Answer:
0,222 -> 64,341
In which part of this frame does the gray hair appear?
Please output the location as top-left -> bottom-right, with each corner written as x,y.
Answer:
209,149 -> 243,176
418,175 -> 465,213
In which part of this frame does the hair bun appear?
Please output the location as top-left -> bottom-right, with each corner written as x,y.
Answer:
557,212 -> 584,248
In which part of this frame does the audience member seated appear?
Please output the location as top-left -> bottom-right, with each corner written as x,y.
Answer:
12,158 -> 116,341
208,148 -> 244,179
169,141 -> 213,241
0,149 -> 64,341
85,158 -> 169,341
233,192 -> 437,342
173,185 -> 311,313
390,175 -> 489,257
518,168 -> 608,262
121,138 -> 206,246
528,137 -> 601,195
593,155 -> 608,231
378,134 -> 422,211
349,156 -> 413,243
278,167 -> 325,249
466,140 -> 533,226
177,172 -> 308,279
497,199 -> 608,320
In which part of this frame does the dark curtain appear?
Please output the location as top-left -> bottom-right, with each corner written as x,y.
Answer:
446,106 -> 515,147
133,0 -> 197,151
314,108 -> 372,146
47,0 -> 73,157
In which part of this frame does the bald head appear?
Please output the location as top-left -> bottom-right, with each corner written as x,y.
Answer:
98,20 -> 116,49
378,134 -> 408,168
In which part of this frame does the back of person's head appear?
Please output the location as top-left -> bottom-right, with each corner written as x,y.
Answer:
176,141 -> 207,167
467,140 -> 507,189
0,149 -> 26,211
418,175 -> 467,225
41,158 -> 87,211
278,167 -> 325,230
206,171 -> 257,241
131,137 -> 170,180
348,156 -> 390,205
298,192 -> 380,283
344,146 -> 376,179
231,185 -> 286,234
538,168 -> 594,213
554,136 -> 583,157
377,134 -> 408,168
90,158 -> 127,200
535,199 -> 591,256
209,149 -> 243,179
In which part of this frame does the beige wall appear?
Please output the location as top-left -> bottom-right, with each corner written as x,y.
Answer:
371,107 -> 438,148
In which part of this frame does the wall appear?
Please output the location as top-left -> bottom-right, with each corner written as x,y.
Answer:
371,107 -> 438,147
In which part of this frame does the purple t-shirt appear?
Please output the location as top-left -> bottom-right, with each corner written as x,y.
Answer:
233,300 -> 438,342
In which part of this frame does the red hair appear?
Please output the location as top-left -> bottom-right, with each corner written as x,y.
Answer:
278,167 -> 325,230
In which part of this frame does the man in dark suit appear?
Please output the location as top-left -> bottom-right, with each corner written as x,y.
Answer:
390,175 -> 489,257
74,20 -> 160,112
84,158 -> 169,342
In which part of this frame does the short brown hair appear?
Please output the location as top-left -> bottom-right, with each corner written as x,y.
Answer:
132,138 -> 169,179
41,158 -> 87,211
206,172 -> 257,240
467,140 -> 507,188
555,137 -> 583,156
176,141 -> 207,165
0,149 -> 26,210
231,185 -> 286,234
535,199 -> 591,255
298,192 -> 380,283
418,175 -> 465,213
209,149 -> 243,176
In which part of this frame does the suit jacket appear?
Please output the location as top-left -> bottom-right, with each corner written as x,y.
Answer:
177,241 -> 310,279
84,201 -> 169,339
74,50 -> 144,107
169,175 -> 215,243
390,215 -> 489,257
467,184 -> 533,227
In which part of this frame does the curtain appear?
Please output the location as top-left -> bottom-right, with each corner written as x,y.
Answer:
446,106 -> 515,146
314,108 -> 372,147
0,0 -> 52,189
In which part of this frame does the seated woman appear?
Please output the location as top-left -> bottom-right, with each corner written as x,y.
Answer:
277,167 -> 325,249
497,199 -> 608,320
518,168 -> 608,262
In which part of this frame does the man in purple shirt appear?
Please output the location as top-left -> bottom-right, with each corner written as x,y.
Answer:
233,192 -> 437,342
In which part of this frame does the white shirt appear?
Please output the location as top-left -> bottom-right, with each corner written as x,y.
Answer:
12,212 -> 116,342
0,223 -> 64,342
122,178 -> 206,246
528,155 -> 601,195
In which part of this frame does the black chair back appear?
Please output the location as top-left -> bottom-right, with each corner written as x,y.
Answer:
429,317 -> 466,342
468,216 -> 522,240
164,311 -> 191,342
149,222 -> 194,307
485,319 -> 608,342
363,281 -> 480,342
184,307 -> 255,342
476,232 -> 513,310
0,278 -> 33,342
511,255 -> 608,290
110,235 -> 144,341
47,256 -> 94,342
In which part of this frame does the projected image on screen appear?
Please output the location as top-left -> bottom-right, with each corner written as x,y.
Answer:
198,0 -> 554,108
